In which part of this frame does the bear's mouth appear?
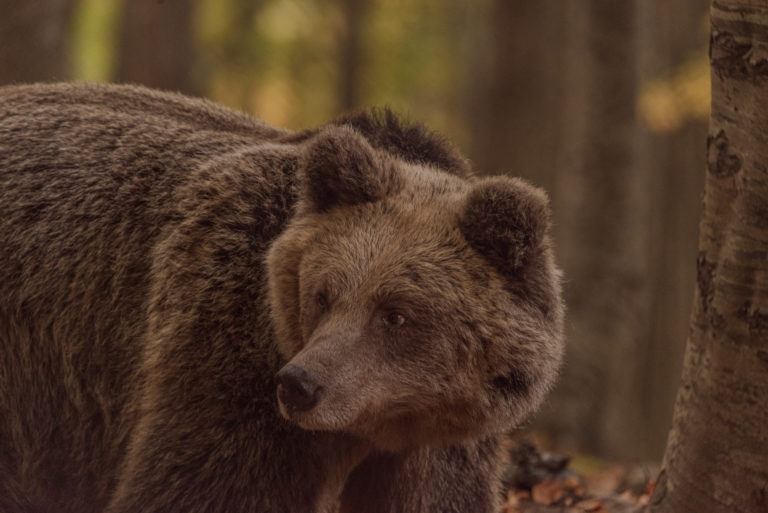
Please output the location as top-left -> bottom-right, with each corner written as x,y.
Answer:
278,390 -> 487,452
275,365 -> 362,431
277,394 -> 359,433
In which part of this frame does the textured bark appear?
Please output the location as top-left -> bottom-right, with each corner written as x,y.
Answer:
649,1 -> 768,511
116,0 -> 199,95
0,0 -> 76,84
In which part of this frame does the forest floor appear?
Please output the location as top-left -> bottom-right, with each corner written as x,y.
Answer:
500,435 -> 653,513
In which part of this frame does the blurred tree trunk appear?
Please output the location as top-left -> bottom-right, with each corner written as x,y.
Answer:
648,2 -> 768,511
634,0 -> 708,459
0,0 -> 76,84
467,1 -> 566,191
538,0 -> 651,459
534,0 -> 708,462
116,0 -> 199,95
338,0 -> 370,112
465,1 -> 696,461
209,0 -> 264,113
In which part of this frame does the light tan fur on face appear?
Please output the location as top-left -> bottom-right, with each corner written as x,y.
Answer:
268,158 -> 563,451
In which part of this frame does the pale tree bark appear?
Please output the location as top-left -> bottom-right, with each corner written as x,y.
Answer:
649,1 -> 768,511
116,0 -> 199,95
0,0 -> 76,84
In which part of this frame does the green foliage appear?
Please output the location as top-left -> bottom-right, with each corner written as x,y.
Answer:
196,0 -> 470,136
196,0 -> 472,138
198,0 -> 341,128
68,0 -> 707,154
70,0 -> 121,82
363,0 -> 468,146
69,0 -> 473,144
638,52 -> 710,133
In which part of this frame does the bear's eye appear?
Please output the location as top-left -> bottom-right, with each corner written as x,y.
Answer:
315,292 -> 329,310
384,311 -> 407,328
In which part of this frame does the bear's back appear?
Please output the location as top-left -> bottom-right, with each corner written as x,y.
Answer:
0,83 -> 294,512
0,82 -> 288,318
0,83 -> 288,340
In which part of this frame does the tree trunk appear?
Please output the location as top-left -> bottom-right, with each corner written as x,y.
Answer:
649,1 -> 768,511
338,0 -> 370,112
534,0 -> 709,462
467,1 -> 566,190
203,0 -> 264,113
116,0 -> 199,95
633,0 -> 709,460
537,0 -> 653,459
0,0 -> 76,84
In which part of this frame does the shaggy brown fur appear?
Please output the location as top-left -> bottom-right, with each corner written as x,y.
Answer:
0,82 -> 564,513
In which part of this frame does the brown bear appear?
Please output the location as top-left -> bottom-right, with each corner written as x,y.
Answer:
0,83 -> 563,513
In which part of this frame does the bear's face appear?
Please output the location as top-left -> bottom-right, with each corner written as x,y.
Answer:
267,126 -> 563,451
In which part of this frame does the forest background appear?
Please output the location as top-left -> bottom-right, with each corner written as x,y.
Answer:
0,0 -> 712,468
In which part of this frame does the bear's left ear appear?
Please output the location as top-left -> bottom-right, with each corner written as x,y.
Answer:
459,177 -> 550,274
299,125 -> 400,213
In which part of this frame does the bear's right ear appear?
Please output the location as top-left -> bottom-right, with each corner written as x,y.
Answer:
298,125 -> 400,213
459,177 -> 550,275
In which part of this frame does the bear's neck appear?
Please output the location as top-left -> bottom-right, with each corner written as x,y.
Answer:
314,435 -> 373,513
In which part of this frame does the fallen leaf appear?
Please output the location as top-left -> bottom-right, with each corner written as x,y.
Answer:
584,465 -> 626,496
617,490 -> 637,503
506,490 -> 521,507
574,498 -> 604,511
563,475 -> 586,497
532,481 -> 567,505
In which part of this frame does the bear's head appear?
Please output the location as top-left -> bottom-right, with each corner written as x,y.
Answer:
267,121 -> 563,451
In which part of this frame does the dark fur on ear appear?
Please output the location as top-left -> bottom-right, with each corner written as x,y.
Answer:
331,108 -> 472,177
299,125 -> 401,213
460,177 -> 550,273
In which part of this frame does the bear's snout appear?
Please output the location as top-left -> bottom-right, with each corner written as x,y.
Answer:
276,364 -> 324,413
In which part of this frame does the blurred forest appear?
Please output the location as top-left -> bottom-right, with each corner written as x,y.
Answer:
0,0 -> 711,465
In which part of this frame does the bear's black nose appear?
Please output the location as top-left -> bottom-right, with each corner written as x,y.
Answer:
276,364 -> 323,412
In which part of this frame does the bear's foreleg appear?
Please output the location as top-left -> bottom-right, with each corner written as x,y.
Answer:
339,435 -> 502,513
